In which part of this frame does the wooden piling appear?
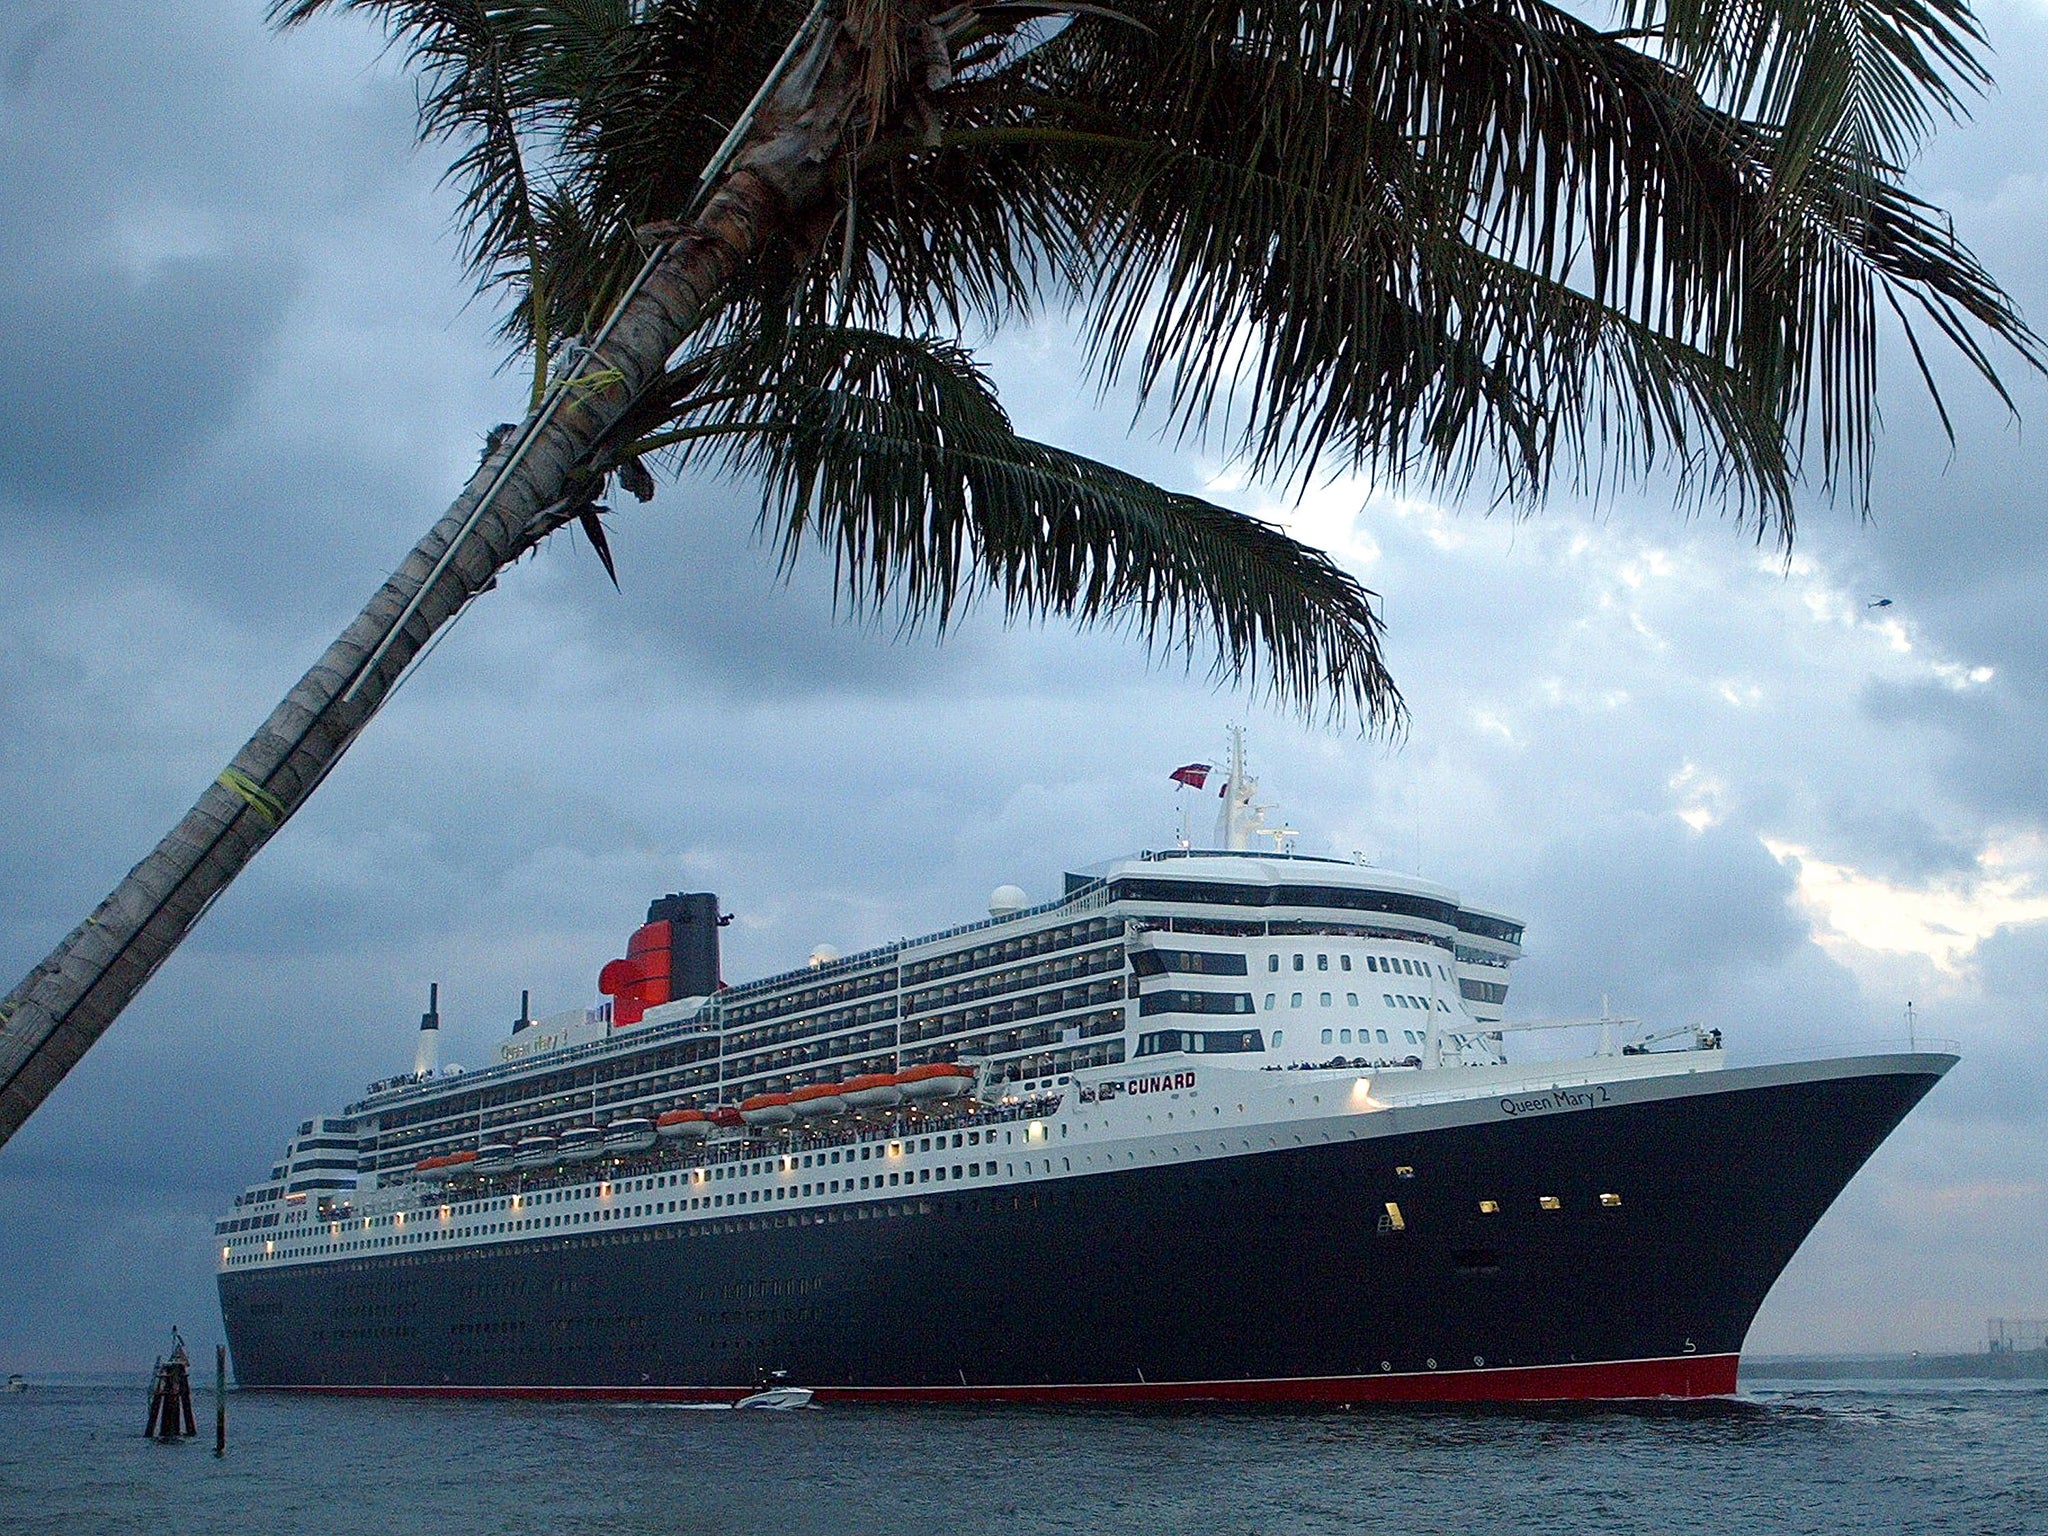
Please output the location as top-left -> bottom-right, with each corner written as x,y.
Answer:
214,1345 -> 226,1457
145,1356 -> 164,1438
144,1346 -> 198,1440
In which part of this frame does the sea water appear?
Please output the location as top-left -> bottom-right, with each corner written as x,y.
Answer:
2,1380 -> 2045,1535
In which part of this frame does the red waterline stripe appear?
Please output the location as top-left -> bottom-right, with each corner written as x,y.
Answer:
261,1353 -> 1740,1405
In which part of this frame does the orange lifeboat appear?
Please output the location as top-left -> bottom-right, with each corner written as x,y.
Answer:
657,1108 -> 712,1141
707,1105 -> 745,1129
789,1082 -> 847,1118
739,1092 -> 796,1127
897,1063 -> 976,1101
841,1072 -> 903,1109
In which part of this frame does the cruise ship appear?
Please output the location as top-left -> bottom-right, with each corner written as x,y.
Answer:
215,736 -> 1951,1402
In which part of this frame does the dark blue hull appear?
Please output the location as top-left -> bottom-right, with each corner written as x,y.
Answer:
219,1060 -> 1941,1402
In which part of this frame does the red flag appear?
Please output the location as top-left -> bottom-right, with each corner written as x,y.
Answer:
1169,763 -> 1211,789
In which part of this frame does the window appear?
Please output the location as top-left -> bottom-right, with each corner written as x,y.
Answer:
1292,954 -> 1304,971
1131,948 -> 1250,977
1339,1028 -> 1352,1043
1395,1165 -> 1414,1179
1136,1028 -> 1265,1057
1340,955 -> 1351,971
1383,994 -> 1394,1007
1320,992 -> 1332,1007
1317,954 -> 1329,971
1539,1195 -> 1561,1211
1264,993 -> 1277,1010
1291,993 -> 1303,1008
1267,955 -> 1279,972
1600,1193 -> 1622,1208
1376,1030 -> 1388,1043
1272,1031 -> 1283,1046
1139,989 -> 1257,1016
1380,1201 -> 1406,1232
1346,993 -> 1358,1006
1320,1028 -> 1333,1044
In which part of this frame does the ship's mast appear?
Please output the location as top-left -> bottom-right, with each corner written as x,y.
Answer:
1212,726 -> 1272,851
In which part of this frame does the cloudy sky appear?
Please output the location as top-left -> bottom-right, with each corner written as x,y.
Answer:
4,2 -> 2047,1370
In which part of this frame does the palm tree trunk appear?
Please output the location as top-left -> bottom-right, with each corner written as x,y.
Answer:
0,15 -> 877,1148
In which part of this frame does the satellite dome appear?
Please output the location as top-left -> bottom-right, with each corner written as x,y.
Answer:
443,1063 -> 464,1076
988,884 -> 1029,918
808,944 -> 841,968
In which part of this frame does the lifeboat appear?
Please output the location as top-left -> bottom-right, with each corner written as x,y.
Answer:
739,1092 -> 796,1127
413,1154 -> 452,1183
707,1105 -> 746,1130
476,1143 -> 515,1171
896,1063 -> 976,1101
443,1149 -> 478,1174
840,1072 -> 902,1109
657,1108 -> 712,1141
605,1117 -> 659,1154
789,1083 -> 847,1118
513,1135 -> 559,1169
557,1126 -> 605,1161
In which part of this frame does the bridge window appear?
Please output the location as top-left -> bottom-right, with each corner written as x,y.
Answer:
1139,990 -> 1256,1017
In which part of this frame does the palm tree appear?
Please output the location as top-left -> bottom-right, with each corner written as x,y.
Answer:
0,0 -> 2033,1147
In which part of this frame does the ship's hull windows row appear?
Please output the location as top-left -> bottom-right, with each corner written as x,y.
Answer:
905,943 -> 1124,1016
1137,990 -> 1256,1017
1134,1028 -> 1264,1057
723,997 -> 900,1055
378,1040 -> 721,1136
903,978 -> 1127,1045
902,1013 -> 1125,1071
719,966 -> 899,1031
900,918 -> 1121,988
723,1025 -> 900,1080
1129,949 -> 1249,978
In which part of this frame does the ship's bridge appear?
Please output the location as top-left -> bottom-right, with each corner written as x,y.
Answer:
1076,849 -> 1524,1068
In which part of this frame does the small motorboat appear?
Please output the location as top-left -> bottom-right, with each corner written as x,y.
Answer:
557,1126 -> 605,1162
513,1135 -> 559,1170
739,1092 -> 796,1127
734,1385 -> 813,1410
604,1117 -> 659,1154
4,1374 -> 25,1393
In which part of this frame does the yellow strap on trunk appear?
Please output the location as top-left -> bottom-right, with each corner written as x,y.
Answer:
216,768 -> 287,828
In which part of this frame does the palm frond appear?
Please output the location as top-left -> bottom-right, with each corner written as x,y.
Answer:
635,326 -> 1399,725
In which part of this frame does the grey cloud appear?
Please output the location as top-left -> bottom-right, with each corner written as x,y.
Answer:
0,251 -> 296,509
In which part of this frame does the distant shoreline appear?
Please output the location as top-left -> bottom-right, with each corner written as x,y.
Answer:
1744,1352 -> 2048,1382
